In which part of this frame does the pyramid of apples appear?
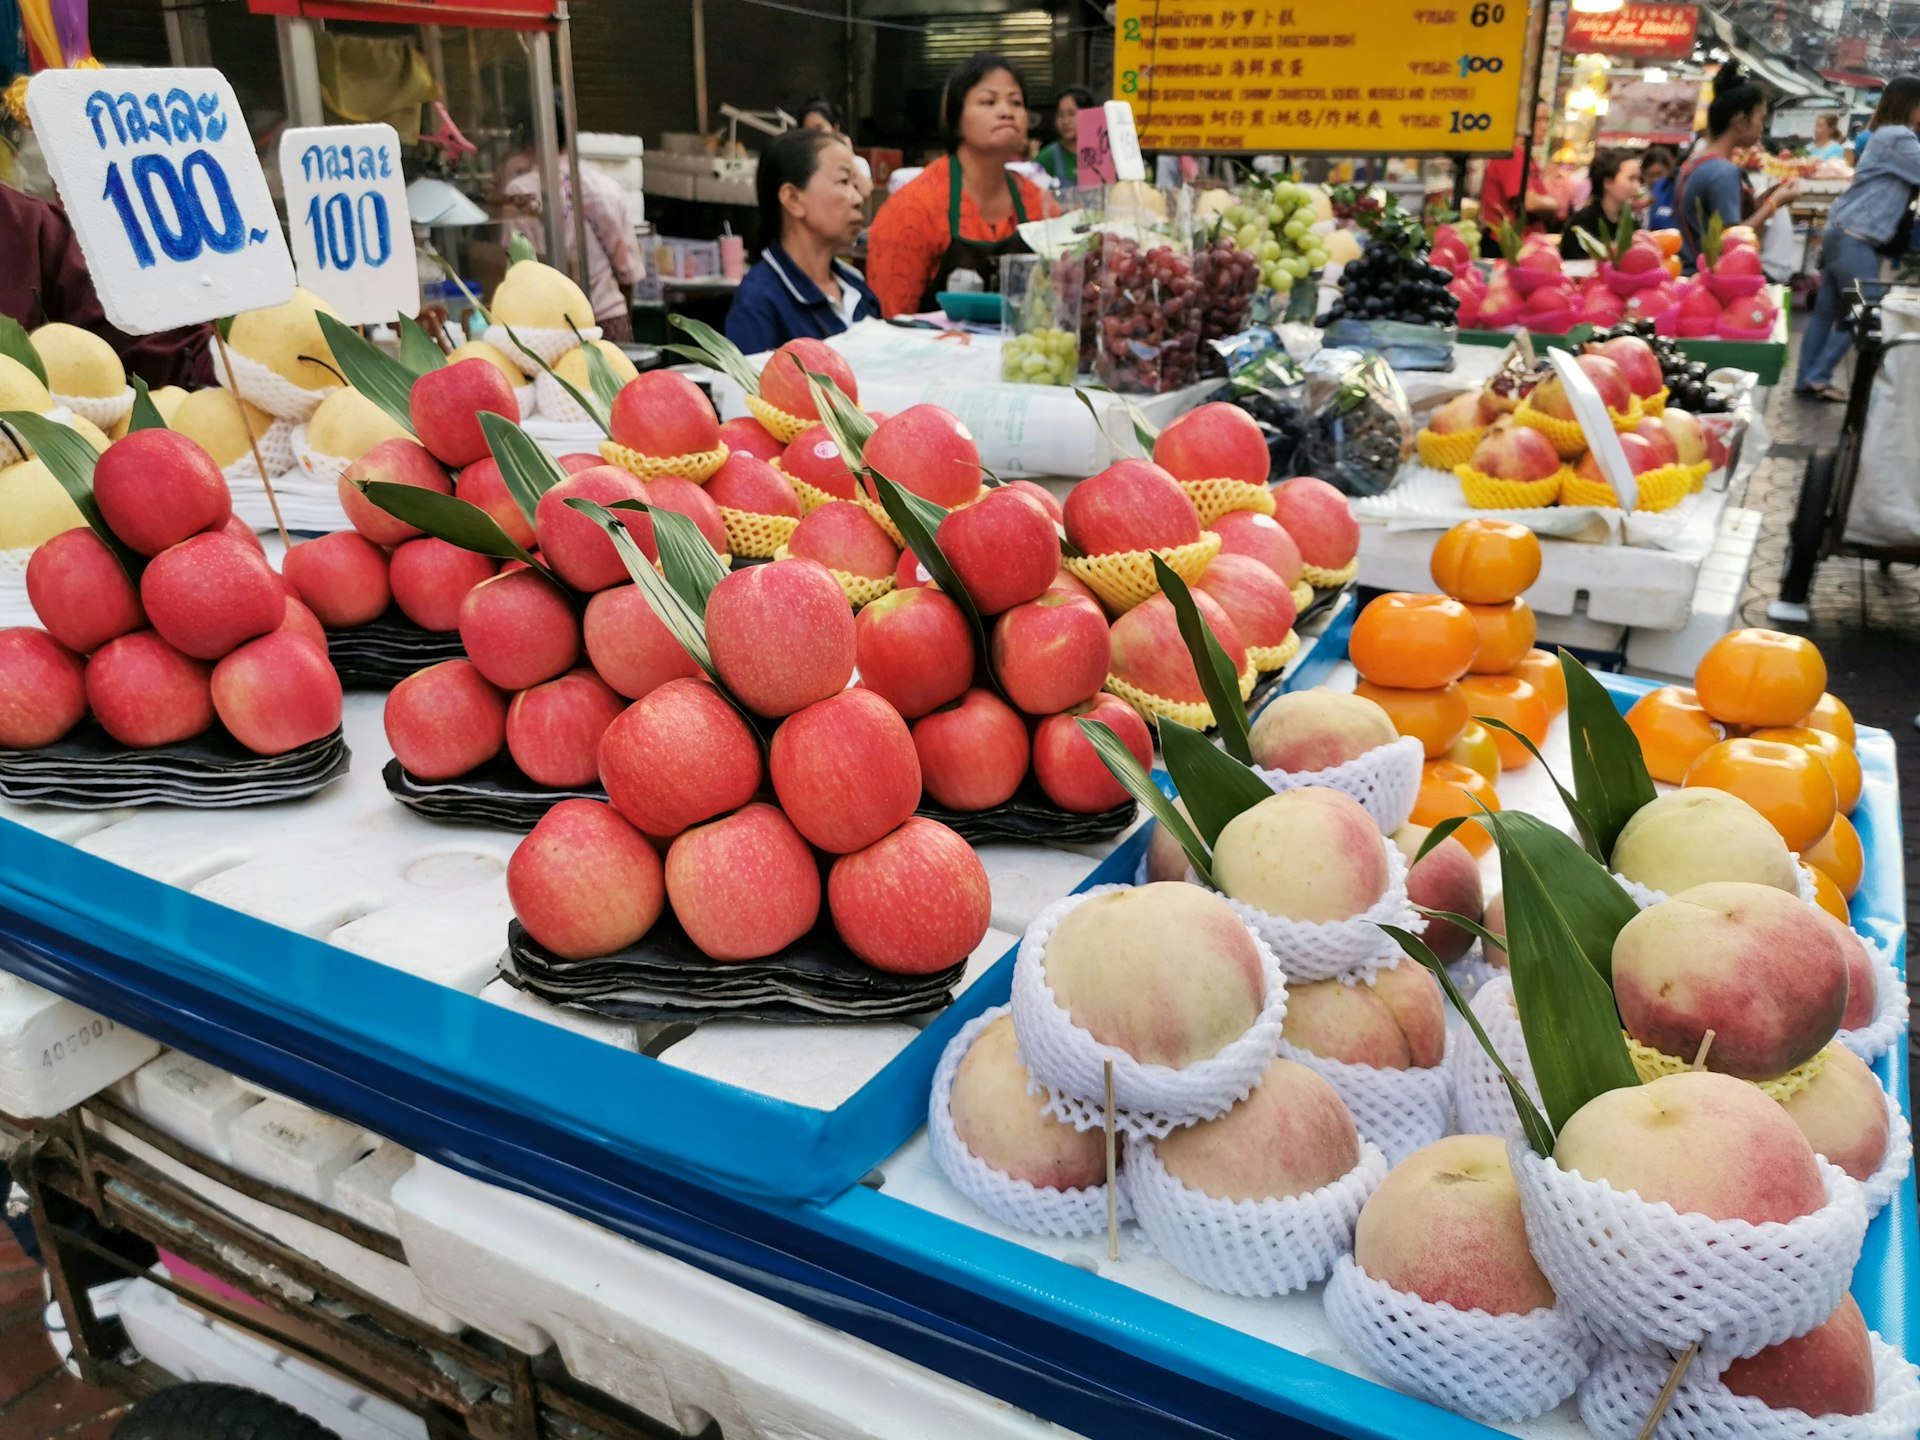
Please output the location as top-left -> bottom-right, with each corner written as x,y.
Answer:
0,428 -> 343,757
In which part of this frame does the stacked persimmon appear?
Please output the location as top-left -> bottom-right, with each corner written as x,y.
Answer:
1626,628 -> 1864,917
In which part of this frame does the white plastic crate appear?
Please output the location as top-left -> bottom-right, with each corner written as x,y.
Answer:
0,969 -> 158,1117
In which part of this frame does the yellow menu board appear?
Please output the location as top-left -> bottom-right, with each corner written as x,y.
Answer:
1114,0 -> 1531,155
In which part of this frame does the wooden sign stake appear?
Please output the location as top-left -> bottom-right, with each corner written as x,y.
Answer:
214,330 -> 291,553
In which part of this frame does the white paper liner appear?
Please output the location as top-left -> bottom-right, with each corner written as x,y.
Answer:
1252,735 -> 1425,836
1578,1333 -> 1920,1440
926,1006 -> 1126,1238
1213,833 -> 1418,984
534,367 -> 598,426
0,548 -> 34,628
1508,1140 -> 1868,1358
1324,1254 -> 1594,1422
1010,886 -> 1288,1141
292,430 -> 354,490
1448,973 -> 1542,1140
1838,937 -> 1909,1064
1127,1133 -> 1387,1296
1614,859 -> 1819,911
1277,1041 -> 1453,1166
213,344 -> 337,422
483,322 -> 599,371
515,381 -> 538,417
51,386 -> 133,431
257,418 -> 299,477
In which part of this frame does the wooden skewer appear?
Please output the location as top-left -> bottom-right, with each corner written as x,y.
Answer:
1690,1030 -> 1715,1071
214,330 -> 291,553
1104,1058 -> 1119,1262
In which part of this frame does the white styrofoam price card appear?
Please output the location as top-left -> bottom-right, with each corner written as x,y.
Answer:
279,124 -> 419,325
26,68 -> 295,334
1104,101 -> 1146,183
1546,348 -> 1638,512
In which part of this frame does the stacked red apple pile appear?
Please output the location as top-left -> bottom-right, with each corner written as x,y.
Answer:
0,429 -> 342,759
501,550 -> 992,980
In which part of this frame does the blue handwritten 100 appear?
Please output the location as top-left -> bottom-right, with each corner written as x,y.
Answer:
87,87 -> 268,269
299,144 -> 394,273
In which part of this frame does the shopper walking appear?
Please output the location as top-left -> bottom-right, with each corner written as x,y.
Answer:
1795,77 -> 1920,399
1676,63 -> 1800,271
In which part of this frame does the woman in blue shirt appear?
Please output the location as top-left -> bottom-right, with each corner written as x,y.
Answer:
1676,63 -> 1800,270
726,129 -> 879,355
1797,77 -> 1920,399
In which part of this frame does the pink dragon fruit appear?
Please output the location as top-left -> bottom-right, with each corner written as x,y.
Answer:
1715,291 -> 1778,340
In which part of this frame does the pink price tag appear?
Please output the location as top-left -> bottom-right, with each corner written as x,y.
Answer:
1077,109 -> 1117,184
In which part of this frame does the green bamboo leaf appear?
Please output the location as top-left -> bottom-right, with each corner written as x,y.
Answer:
316,313 -> 418,436
1382,923 -> 1556,1155
1411,904 -> 1507,955
214,314 -> 234,342
1475,714 -> 1602,859
1158,716 -> 1273,845
0,315 -> 47,386
479,411 -> 567,530
1070,385 -> 1145,459
667,314 -> 762,395
867,471 -> 1004,699
126,377 -> 168,432
1077,718 -> 1213,887
355,482 -> 546,571
1152,556 -> 1252,763
580,338 -> 629,417
1485,808 -> 1641,1133
505,326 -> 611,436
1122,394 -> 1161,454
0,411 -> 139,577
607,498 -> 726,615
1560,648 -> 1658,862
566,498 -> 713,676
1410,814 -> 1471,863
397,315 -> 448,372
799,367 -> 875,470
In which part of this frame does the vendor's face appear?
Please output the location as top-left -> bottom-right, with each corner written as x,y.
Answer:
1056,96 -> 1080,140
1606,159 -> 1642,207
802,111 -> 835,135
1735,101 -> 1769,147
962,69 -> 1028,155
785,140 -> 864,244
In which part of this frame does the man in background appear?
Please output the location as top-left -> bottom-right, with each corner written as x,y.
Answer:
499,112 -> 640,343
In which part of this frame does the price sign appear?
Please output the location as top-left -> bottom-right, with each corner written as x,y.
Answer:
1113,0 -> 1530,156
26,68 -> 295,334
1077,107 -> 1119,184
279,124 -> 418,324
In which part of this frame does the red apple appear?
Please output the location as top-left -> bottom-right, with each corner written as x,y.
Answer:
598,676 -> 762,837
1003,479 -> 1064,524
1270,476 -> 1359,569
281,531 -> 392,630
506,667 -> 626,788
991,592 -> 1112,716
510,799 -> 665,961
895,548 -> 935,591
854,587 -> 974,719
769,687 -> 921,854
583,584 -> 703,700
1063,459 -> 1202,556
0,628 -> 87,748
210,630 -> 344,755
827,818 -> 991,974
409,358 -> 519,467
1632,416 -> 1680,467
937,487 -> 1059,613
1466,420 -> 1562,482
26,527 -> 144,654
384,659 -> 507,780
1533,354 -> 1631,419
455,458 -> 536,550
759,337 -> 856,419
1426,391 -> 1493,435
1153,401 -> 1271,485
788,501 -> 898,579
913,689 -> 1029,811
718,415 -> 785,463
388,538 -> 497,633
1586,336 -> 1664,399
1574,431 -> 1661,486
863,405 -> 982,508
666,802 -> 820,961
781,424 -> 858,500
276,597 -> 327,652
457,569 -> 581,690
91,430 -> 232,557
704,557 -> 855,716
557,453 -> 604,474
1209,510 -> 1304,586
704,452 -> 800,519
141,532 -> 287,659
1032,693 -> 1152,813
533,465 -> 650,592
1659,407 -> 1710,466
1194,552 -> 1299,651
221,515 -> 265,554
607,369 -> 720,458
1109,590 -> 1247,704
642,475 -> 729,556
338,437 -> 452,545
84,631 -> 213,747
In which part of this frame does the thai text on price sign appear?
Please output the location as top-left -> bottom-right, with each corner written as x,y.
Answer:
279,124 -> 419,325
26,68 -> 295,334
1113,1 -> 1530,155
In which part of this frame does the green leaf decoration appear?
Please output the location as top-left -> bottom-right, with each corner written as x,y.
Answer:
580,339 -> 629,419
0,315 -> 47,386
315,313 -> 418,436
214,314 -> 234,343
479,411 -> 568,531
1382,923 -> 1556,1155
505,326 -> 611,436
508,232 -> 538,266
1410,814 -> 1471,863
1485,807 -> 1641,1134
1559,648 -> 1658,863
666,314 -> 762,396
607,498 -> 726,616
397,315 -> 448,373
1474,714 -> 1600,860
1157,716 -> 1274,846
1121,393 -> 1161,454
565,498 -> 713,677
799,367 -> 875,470
0,411 -> 140,578
354,481 -> 546,572
126,377 -> 168,432
866,470 -> 1004,699
1077,717 -> 1214,887
1152,556 -> 1252,763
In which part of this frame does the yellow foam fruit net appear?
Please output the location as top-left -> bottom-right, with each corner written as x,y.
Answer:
1455,463 -> 1567,511
1300,556 -> 1359,589
1247,629 -> 1301,673
1684,458 -> 1712,493
1639,386 -> 1669,418
771,544 -> 894,608
857,483 -> 991,549
769,459 -> 844,515
718,506 -> 800,558
1514,397 -> 1636,460
1557,461 -> 1691,513
1290,580 -> 1314,613
1415,426 -> 1486,471
1609,394 -> 1644,433
1064,531 -> 1222,614
1179,476 -> 1276,526
1104,657 -> 1260,730
599,439 -> 730,483
744,392 -> 811,443
1625,1036 -> 1831,1103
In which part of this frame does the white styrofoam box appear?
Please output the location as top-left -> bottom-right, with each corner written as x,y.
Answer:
952,927 -> 1020,1003
0,970 -> 160,1117
118,1277 -> 427,1440
1626,505 -> 1764,681
478,978 -> 643,1052
330,890 -> 513,996
228,1098 -> 375,1203
975,843 -> 1111,936
655,1022 -> 920,1111
332,1143 -> 414,1239
127,1050 -> 260,1162
90,1116 -> 462,1333
393,1157 -> 1079,1439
